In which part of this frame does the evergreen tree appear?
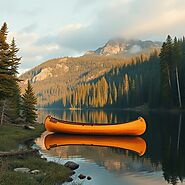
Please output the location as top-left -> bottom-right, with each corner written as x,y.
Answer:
22,81 -> 37,124
9,38 -> 21,76
160,40 -> 173,107
0,22 -> 21,123
0,22 -> 11,98
173,37 -> 182,108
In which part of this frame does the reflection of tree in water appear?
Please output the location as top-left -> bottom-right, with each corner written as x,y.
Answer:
38,109 -> 139,124
62,110 -> 113,123
145,113 -> 185,185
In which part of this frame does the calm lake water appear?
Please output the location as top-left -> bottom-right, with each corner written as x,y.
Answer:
35,109 -> 185,185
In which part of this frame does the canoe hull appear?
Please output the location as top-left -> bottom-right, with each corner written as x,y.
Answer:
44,116 -> 146,136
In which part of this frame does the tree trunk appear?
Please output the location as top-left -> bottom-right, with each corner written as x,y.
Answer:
177,114 -> 182,156
175,66 -> 182,108
167,66 -> 171,87
0,100 -> 6,125
0,149 -> 38,157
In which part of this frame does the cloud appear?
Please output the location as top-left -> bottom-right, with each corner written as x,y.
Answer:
21,23 -> 38,33
3,0 -> 185,72
8,31 -> 62,70
36,0 -> 185,56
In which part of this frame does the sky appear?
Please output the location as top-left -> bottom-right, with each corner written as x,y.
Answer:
1,0 -> 185,73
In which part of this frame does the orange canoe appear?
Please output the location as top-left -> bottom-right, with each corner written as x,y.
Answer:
44,134 -> 146,156
44,116 -> 146,136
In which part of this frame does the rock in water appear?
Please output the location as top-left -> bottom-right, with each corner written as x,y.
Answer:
14,167 -> 30,173
87,176 -> 92,180
78,174 -> 86,179
64,161 -> 79,170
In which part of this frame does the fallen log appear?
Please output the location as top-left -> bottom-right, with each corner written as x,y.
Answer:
0,149 -> 38,157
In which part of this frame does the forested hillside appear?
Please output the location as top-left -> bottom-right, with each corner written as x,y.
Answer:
57,52 -> 160,108
19,35 -> 185,110
20,56 -> 135,106
58,36 -> 185,109
20,39 -> 160,107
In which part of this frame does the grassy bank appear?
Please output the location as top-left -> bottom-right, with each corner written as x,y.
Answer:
0,124 -> 71,185
0,124 -> 44,151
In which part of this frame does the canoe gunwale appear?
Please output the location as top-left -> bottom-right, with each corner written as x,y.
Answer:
46,115 -> 144,126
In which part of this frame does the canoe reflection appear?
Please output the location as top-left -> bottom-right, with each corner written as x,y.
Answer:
44,134 -> 146,156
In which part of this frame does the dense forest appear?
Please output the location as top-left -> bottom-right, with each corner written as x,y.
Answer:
0,22 -> 37,124
57,35 -> 185,109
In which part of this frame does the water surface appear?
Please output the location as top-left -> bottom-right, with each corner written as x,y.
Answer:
35,109 -> 185,185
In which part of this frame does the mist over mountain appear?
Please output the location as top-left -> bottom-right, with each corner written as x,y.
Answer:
85,38 -> 161,56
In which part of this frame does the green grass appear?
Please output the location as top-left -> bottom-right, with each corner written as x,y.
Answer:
0,124 -> 71,185
0,156 -> 71,185
0,124 -> 44,151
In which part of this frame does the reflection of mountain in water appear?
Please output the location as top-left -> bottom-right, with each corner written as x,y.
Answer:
37,109 -> 185,185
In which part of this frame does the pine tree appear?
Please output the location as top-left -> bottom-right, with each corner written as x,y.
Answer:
0,22 -> 21,124
0,22 -> 11,99
9,38 -> 21,76
173,37 -> 182,108
160,36 -> 172,107
22,81 -> 37,124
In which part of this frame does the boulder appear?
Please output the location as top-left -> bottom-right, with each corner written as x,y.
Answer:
64,161 -> 79,170
87,176 -> 92,180
30,169 -> 40,174
14,167 -> 30,173
78,174 -> 86,179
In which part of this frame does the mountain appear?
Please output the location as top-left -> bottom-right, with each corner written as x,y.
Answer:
19,38 -> 161,107
85,38 -> 161,56
19,56 -> 124,106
